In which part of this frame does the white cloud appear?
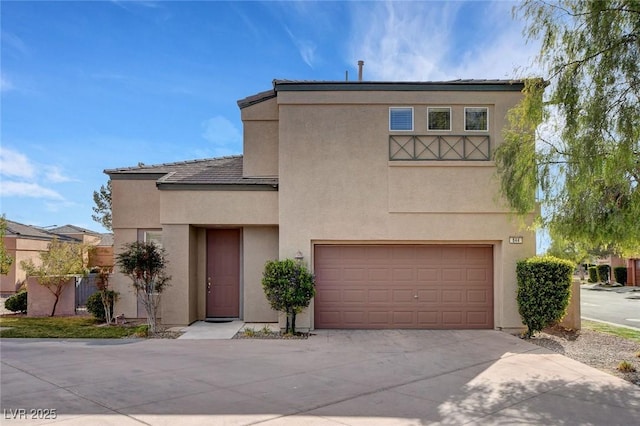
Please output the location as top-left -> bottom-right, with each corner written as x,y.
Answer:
0,181 -> 63,200
348,1 -> 461,81
201,116 -> 242,156
347,0 -> 539,81
0,75 -> 14,92
44,165 -> 76,183
285,26 -> 317,68
0,147 -> 35,179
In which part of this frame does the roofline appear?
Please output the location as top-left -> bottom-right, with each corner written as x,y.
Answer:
108,173 -> 169,180
273,80 -> 527,92
156,183 -> 278,191
104,155 -> 243,176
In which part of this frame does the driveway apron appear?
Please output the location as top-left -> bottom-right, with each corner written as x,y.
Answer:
1,330 -> 638,425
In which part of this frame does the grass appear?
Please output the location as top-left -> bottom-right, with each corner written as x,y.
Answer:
0,316 -> 145,338
582,319 -> 640,343
617,360 -> 637,373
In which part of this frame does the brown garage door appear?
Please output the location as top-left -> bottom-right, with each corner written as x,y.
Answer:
314,245 -> 493,329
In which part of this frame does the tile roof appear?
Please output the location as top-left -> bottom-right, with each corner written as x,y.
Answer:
4,220 -> 80,242
106,155 -> 278,188
49,224 -> 100,235
97,233 -> 114,246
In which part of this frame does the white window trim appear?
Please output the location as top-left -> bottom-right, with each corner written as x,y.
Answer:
389,107 -> 414,132
140,229 -> 163,249
464,107 -> 489,132
427,106 -> 452,131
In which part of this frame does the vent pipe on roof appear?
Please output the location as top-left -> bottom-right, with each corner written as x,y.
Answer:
357,60 -> 364,81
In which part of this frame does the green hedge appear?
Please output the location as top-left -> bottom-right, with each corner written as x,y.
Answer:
516,256 -> 574,338
596,264 -> 610,283
614,267 -> 627,285
588,266 -> 598,283
4,291 -> 27,314
86,291 -> 117,322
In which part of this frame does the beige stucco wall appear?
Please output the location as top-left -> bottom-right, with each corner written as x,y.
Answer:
110,177 -> 163,319
1,237 -> 50,294
159,190 -> 278,225
242,226 -> 279,322
242,97 -> 279,178
112,179 -> 161,229
26,276 -> 76,317
276,89 -> 535,330
160,224 -> 195,326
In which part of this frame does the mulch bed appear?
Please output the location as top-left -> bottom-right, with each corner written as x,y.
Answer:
527,325 -> 640,387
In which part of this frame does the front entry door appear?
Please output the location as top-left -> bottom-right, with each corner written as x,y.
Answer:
206,229 -> 240,318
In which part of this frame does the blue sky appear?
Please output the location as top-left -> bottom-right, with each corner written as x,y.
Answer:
1,1 -> 540,237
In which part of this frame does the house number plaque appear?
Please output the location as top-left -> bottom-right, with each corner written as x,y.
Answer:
509,236 -> 524,244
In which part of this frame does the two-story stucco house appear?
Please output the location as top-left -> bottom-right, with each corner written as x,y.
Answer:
106,79 -> 535,330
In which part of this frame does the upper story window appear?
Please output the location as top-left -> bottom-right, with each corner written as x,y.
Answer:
465,107 -> 488,131
427,107 -> 451,131
389,107 -> 413,131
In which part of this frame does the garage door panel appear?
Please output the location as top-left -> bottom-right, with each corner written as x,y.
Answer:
417,268 -> 439,281
343,290 -> 366,303
369,268 -> 391,281
392,311 -> 414,324
417,311 -> 439,325
392,268 -> 414,281
392,289 -> 415,302
442,290 -> 463,303
467,268 -> 488,281
442,311 -> 464,326
442,269 -> 463,281
314,245 -> 493,329
315,289 -> 341,303
467,289 -> 490,303
416,289 -> 438,302
343,311 -> 366,324
467,311 -> 490,326
368,289 -> 390,302
368,311 -> 390,324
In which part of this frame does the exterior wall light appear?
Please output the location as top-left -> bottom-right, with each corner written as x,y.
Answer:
294,251 -> 304,262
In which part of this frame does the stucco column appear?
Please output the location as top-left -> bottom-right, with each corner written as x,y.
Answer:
161,224 -> 192,326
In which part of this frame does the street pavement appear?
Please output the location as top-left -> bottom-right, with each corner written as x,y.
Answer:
1,328 -> 639,425
581,284 -> 640,329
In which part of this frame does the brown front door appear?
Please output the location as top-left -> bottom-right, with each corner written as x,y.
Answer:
206,229 -> 240,318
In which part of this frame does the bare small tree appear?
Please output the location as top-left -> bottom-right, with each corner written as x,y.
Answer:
116,241 -> 170,334
96,266 -> 117,325
21,238 -> 87,316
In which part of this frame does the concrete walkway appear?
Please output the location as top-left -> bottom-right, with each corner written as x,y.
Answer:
1,330 -> 638,425
176,321 -> 280,339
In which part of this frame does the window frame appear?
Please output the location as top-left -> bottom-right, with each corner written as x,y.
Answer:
464,107 -> 489,132
137,229 -> 163,249
427,107 -> 452,131
389,107 -> 414,132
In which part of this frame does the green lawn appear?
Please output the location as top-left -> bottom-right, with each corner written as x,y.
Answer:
582,319 -> 640,343
0,316 -> 147,338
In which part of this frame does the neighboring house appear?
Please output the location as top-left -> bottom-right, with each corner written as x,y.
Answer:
0,221 -> 114,295
49,225 -> 114,268
0,220 -> 78,295
106,79 -> 536,330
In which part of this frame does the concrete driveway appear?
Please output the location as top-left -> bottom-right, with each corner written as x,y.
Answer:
1,329 -> 638,425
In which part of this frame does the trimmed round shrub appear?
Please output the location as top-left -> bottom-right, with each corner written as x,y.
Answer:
86,291 -> 117,322
596,264 -> 610,283
614,267 -> 627,285
516,256 -> 574,338
4,291 -> 27,314
262,259 -> 315,334
587,266 -> 598,283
